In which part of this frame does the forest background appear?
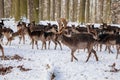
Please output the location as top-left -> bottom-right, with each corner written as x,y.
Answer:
0,0 -> 120,24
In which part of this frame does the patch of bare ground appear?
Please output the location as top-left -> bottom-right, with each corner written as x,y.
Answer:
0,64 -> 32,75
0,54 -> 24,61
0,65 -> 13,75
105,63 -> 120,72
17,65 -> 32,72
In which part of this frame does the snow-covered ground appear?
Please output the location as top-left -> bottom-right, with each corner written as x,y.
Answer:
0,19 -> 120,80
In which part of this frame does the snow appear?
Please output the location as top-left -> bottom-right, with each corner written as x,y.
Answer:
0,20 -> 120,80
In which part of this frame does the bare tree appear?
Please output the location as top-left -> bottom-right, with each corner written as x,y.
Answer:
39,0 -> 43,20
79,0 -> 86,23
4,0 -> 11,18
2,0 -> 119,24
0,0 -> 4,18
50,0 -> 55,20
20,0 -> 27,18
65,0 -> 69,20
85,0 -> 90,23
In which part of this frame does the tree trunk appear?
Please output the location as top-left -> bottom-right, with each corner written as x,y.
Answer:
79,0 -> 86,23
47,0 -> 50,20
28,0 -> 39,22
20,0 -> 27,18
39,0 -> 43,20
4,0 -> 12,18
15,0 -> 20,21
73,0 -> 78,22
55,0 -> 61,20
65,0 -> 69,20
69,0 -> 73,21
0,0 -> 4,18
85,0 -> 90,23
50,0 -> 55,20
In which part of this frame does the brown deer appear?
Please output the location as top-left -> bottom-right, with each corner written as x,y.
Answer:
57,18 -> 98,62
1,27 -> 14,45
27,22 -> 62,50
101,33 -> 120,59
27,26 -> 62,50
6,31 -> 20,45
16,22 -> 28,44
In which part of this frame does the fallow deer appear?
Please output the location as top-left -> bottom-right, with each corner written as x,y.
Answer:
1,27 -> 14,45
16,21 -> 28,44
57,18 -> 98,62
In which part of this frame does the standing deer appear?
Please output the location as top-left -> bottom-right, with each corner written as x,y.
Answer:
16,22 -> 28,44
57,18 -> 98,62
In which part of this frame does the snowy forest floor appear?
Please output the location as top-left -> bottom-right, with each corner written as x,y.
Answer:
0,19 -> 120,80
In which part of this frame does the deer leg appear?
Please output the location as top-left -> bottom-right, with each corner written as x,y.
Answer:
54,42 -> 57,50
0,39 -> 4,45
105,45 -> 108,51
108,46 -> 113,54
57,41 -> 62,50
44,42 -> 46,49
86,48 -> 92,62
19,36 -> 22,44
30,41 -> 32,45
32,39 -> 34,49
0,44 -> 4,60
35,41 -> 39,49
86,52 -> 92,62
100,44 -> 102,51
95,43 -> 98,51
91,49 -> 98,61
10,41 -> 11,45
116,45 -> 120,59
48,41 -> 51,49
41,42 -> 44,50
6,40 -> 9,45
71,49 -> 78,62
23,35 -> 25,44
42,41 -> 46,50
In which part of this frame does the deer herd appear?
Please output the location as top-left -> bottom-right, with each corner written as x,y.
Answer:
0,18 -> 120,62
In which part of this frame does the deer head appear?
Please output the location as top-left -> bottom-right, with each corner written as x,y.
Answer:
57,18 -> 68,32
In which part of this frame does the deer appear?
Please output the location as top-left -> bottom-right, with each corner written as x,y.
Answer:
96,23 -> 120,53
57,18 -> 99,62
100,33 -> 120,59
116,36 -> 120,59
1,27 -> 14,45
26,24 -> 62,50
6,30 -> 20,45
16,21 -> 28,44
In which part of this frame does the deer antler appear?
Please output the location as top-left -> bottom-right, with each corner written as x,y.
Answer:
57,18 -> 68,32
